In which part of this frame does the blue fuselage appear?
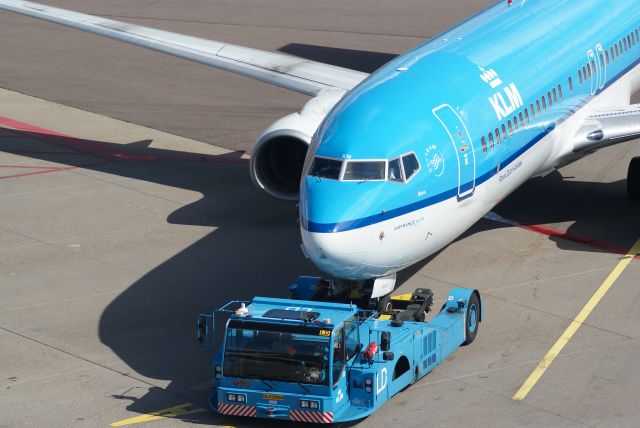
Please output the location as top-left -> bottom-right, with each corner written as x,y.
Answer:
300,0 -> 640,279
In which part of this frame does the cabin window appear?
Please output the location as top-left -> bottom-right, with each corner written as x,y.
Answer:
508,120 -> 513,136
599,53 -> 605,69
518,112 -> 524,128
388,158 -> 403,182
501,124 -> 507,141
343,160 -> 386,181
552,88 -> 558,103
481,137 -> 487,153
605,50 -> 610,64
513,116 -> 519,132
558,84 -> 563,100
547,91 -> 553,107
568,77 -> 573,92
615,44 -> 619,57
586,63 -> 592,79
536,100 -> 541,114
578,69 -> 583,84
619,41 -> 623,54
495,128 -> 501,145
611,46 -> 615,60
541,96 -> 547,111
309,157 -> 342,180
590,60 -> 596,76
636,29 -> 639,43
530,103 -> 536,119
524,109 -> 529,125
488,132 -> 494,149
624,36 -> 629,50
402,153 -> 420,180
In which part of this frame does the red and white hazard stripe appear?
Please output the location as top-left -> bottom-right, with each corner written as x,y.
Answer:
290,409 -> 334,424
217,402 -> 256,417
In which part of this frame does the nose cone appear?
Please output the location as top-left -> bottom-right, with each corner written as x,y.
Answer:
301,228 -> 369,279
300,176 -> 370,279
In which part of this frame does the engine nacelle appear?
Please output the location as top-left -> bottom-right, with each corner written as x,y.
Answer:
250,89 -> 345,201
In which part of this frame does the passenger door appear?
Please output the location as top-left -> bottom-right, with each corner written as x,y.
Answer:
432,105 -> 476,200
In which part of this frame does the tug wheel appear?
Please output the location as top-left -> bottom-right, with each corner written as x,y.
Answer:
462,292 -> 480,346
628,157 -> 640,201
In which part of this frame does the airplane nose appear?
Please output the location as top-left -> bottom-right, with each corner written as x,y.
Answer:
300,227 -> 369,279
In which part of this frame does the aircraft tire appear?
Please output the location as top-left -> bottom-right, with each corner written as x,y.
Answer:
377,295 -> 393,312
462,292 -> 480,346
628,157 -> 640,201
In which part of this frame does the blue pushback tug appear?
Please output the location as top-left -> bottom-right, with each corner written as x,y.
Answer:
197,277 -> 482,424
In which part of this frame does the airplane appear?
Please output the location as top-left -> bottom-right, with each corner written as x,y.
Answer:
1,0 -> 639,304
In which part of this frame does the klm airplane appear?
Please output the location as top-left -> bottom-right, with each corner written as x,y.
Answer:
2,0 -> 639,299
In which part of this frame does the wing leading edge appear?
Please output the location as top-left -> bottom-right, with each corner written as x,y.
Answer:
0,0 -> 368,96
574,104 -> 640,152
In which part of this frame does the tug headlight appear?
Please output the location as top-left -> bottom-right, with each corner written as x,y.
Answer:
215,365 -> 222,380
227,393 -> 246,403
300,400 -> 320,409
365,378 -> 372,393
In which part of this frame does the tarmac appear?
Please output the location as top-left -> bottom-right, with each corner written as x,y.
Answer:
1,1 -> 640,427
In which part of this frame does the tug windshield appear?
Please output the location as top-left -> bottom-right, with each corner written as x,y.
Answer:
223,325 -> 331,386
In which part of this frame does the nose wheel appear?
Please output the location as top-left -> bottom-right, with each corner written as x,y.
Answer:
628,157 -> 640,201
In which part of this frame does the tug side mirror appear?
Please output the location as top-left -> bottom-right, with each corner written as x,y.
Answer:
380,331 -> 391,352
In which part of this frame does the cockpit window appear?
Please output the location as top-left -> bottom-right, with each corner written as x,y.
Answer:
402,153 -> 420,180
343,161 -> 386,181
388,158 -> 403,182
309,157 -> 342,180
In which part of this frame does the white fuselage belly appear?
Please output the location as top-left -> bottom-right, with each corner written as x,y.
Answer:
306,63 -> 640,279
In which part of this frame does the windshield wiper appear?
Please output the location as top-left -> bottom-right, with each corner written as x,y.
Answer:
297,382 -> 310,393
260,379 -> 274,389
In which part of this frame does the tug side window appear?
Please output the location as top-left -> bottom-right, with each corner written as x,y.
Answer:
332,327 -> 345,388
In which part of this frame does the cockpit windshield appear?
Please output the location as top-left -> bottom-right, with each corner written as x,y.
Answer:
223,325 -> 330,385
343,161 -> 386,181
309,157 -> 342,180
307,152 -> 419,183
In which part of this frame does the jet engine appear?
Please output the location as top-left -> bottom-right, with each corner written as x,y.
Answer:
249,89 -> 345,201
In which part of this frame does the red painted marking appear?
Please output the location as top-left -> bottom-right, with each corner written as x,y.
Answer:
519,223 -> 640,260
0,115 -> 249,164
0,165 -> 75,180
486,212 -> 640,260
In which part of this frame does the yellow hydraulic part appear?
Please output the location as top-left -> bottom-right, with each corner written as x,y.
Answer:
390,293 -> 413,302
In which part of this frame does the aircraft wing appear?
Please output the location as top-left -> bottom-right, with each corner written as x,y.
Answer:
574,104 -> 640,152
0,0 -> 368,96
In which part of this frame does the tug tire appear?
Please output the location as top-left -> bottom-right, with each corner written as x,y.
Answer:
462,292 -> 480,346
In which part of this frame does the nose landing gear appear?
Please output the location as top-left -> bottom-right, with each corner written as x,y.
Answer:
628,157 -> 640,201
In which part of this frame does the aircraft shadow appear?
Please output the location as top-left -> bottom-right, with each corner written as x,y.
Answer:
279,43 -> 398,73
1,128 -> 638,425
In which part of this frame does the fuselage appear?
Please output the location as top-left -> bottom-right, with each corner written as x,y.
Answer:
300,0 -> 640,280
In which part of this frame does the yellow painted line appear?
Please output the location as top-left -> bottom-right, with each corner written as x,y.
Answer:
111,403 -> 207,427
512,238 -> 640,401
